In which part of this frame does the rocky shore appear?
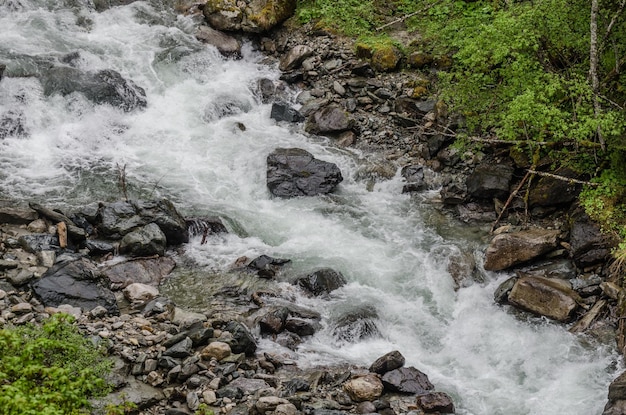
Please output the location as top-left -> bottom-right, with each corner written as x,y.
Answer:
2,0 -> 626,414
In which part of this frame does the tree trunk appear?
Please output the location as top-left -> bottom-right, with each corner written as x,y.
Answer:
589,0 -> 605,150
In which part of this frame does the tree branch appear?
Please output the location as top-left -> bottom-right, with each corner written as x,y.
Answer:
375,0 -> 442,31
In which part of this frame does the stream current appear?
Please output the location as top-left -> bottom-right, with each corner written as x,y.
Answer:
0,1 -> 621,413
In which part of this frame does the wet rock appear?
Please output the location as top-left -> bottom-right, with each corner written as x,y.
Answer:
529,167 -> 581,207
569,209 -> 613,268
381,367 -> 434,394
284,318 -> 316,336
97,201 -> 143,238
271,101 -> 305,123
401,165 -> 426,193
101,257 -> 176,290
0,206 -> 38,224
186,216 -> 228,237
119,223 -> 167,257
18,234 -> 60,253
247,254 -> 291,278
204,0 -> 296,33
134,199 -> 189,245
507,276 -> 581,322
163,337 -> 193,358
483,228 -> 561,271
369,350 -> 405,374
41,67 -> 146,112
343,374 -> 384,402
296,268 -> 347,296
494,276 -> 518,304
267,148 -> 343,198
85,239 -> 116,256
416,392 -> 455,413
31,257 -> 118,315
305,105 -> 353,135
466,163 -> 514,200
224,321 -> 257,356
0,63 -> 5,80
196,25 -> 241,57
279,45 -> 315,71
259,306 -> 290,334
332,306 -> 380,343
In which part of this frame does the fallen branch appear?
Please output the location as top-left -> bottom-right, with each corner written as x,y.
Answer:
376,0 -> 442,31
527,169 -> 599,186
491,170 -> 531,233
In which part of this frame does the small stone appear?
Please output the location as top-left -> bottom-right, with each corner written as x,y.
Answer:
11,303 -> 33,314
146,370 -> 164,386
90,305 -> 108,318
187,391 -> 200,411
201,341 -> 232,361
202,390 -> 217,404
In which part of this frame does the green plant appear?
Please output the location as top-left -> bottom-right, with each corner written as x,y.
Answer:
104,395 -> 138,415
0,313 -> 113,415
195,403 -> 215,415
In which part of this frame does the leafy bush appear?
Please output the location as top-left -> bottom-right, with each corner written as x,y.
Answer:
0,314 -> 112,415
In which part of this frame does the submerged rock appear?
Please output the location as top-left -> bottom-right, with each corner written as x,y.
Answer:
41,67 -> 147,112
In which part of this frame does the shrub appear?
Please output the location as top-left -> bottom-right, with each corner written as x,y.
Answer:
0,313 -> 112,415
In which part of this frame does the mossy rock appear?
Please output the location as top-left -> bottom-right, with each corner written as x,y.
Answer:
203,0 -> 296,33
410,86 -> 428,99
433,55 -> 453,70
407,51 -> 433,69
371,45 -> 403,72
355,43 -> 373,59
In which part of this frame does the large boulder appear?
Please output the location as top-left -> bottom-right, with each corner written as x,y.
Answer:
483,228 -> 560,271
343,374 -> 384,402
31,257 -> 118,315
41,67 -> 146,112
119,223 -> 167,257
332,306 -> 380,343
569,209 -> 613,268
266,148 -> 343,198
101,257 -> 176,290
196,25 -> 242,57
96,199 -> 188,244
529,167 -> 581,207
381,367 -> 434,394
279,45 -> 314,71
369,350 -> 406,374
466,163 -> 514,200
305,104 -> 353,135
507,276 -> 581,322
224,321 -> 257,356
295,268 -> 347,296
203,0 -> 296,33
416,392 -> 455,414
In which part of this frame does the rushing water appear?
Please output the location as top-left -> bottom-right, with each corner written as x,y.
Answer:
0,1 -> 621,414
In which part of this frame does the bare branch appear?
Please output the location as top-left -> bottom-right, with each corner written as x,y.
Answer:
527,169 -> 599,186
375,0 -> 442,31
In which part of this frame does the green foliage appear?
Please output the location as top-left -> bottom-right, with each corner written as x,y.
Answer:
580,170 -> 626,236
0,314 -> 112,415
195,404 -> 215,415
296,0 -> 379,36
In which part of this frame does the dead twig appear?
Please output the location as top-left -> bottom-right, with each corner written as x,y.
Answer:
526,169 -> 599,186
490,170 -> 531,233
375,0 -> 442,31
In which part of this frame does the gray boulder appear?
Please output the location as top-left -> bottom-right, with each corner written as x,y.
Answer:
569,209 -> 613,268
31,257 -> 118,315
466,163 -> 514,200
101,256 -> 176,290
381,366 -> 434,394
369,350 -> 405,374
296,268 -> 347,296
195,25 -> 241,57
483,228 -> 560,271
529,167 -> 581,207
224,321 -> 257,356
271,102 -> 304,123
507,276 -> 581,322
279,45 -> 314,71
267,148 -> 343,198
119,223 -> 166,257
305,104 -> 353,135
41,67 -> 146,112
